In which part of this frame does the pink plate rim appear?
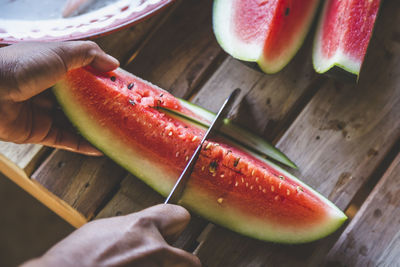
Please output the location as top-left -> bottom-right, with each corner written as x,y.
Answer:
0,0 -> 175,44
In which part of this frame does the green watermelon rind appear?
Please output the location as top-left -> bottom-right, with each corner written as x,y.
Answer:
177,99 -> 298,169
53,74 -> 176,198
53,69 -> 347,243
168,113 -> 347,243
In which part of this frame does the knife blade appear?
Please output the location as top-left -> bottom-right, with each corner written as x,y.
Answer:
164,88 -> 241,204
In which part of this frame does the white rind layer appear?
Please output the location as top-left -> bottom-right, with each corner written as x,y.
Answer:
213,0 -> 264,61
312,0 -> 362,76
258,0 -> 320,73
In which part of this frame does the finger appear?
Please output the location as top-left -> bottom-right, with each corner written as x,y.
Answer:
39,124 -> 103,156
31,91 -> 56,110
51,41 -> 119,72
127,204 -> 191,242
23,106 -> 102,156
132,245 -> 202,267
4,41 -> 119,101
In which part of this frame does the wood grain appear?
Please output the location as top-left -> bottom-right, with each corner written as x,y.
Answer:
126,0 -> 224,99
325,153 -> 400,267
195,1 -> 400,266
95,6 -> 173,64
0,148 -> 87,228
0,142 -> 47,176
31,150 -> 126,220
192,45 -> 320,142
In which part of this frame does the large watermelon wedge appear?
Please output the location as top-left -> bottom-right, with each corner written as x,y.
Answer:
53,67 -> 347,243
313,0 -> 381,78
213,0 -> 320,73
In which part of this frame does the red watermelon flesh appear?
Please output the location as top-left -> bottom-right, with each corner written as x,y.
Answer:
213,0 -> 320,73
313,0 -> 381,77
53,67 -> 347,243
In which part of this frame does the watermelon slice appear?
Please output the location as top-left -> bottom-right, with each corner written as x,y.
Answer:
213,0 -> 320,73
313,0 -> 381,78
53,67 -> 347,243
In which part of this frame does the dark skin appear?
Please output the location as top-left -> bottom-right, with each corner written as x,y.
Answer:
0,41 -> 201,267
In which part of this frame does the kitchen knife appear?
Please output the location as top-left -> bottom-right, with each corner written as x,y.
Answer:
164,88 -> 241,204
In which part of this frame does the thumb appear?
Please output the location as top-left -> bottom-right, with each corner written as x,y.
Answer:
50,41 -> 120,72
128,204 -> 191,243
3,41 -> 119,102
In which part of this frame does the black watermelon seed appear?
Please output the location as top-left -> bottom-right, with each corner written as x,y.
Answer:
234,157 -> 240,167
127,83 -> 134,89
129,99 -> 136,106
285,7 -> 290,16
110,76 -> 116,82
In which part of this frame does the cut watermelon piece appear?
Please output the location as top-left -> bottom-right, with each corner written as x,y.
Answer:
158,105 -> 298,169
313,0 -> 381,78
213,0 -> 320,73
53,67 -> 347,243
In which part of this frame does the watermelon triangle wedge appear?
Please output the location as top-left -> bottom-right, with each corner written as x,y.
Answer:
213,0 -> 320,73
313,0 -> 381,79
53,67 -> 347,243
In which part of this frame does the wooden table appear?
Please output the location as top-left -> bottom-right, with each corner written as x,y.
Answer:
1,1 -> 399,266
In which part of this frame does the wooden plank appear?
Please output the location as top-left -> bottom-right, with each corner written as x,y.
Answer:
195,1 -> 400,266
95,6 -> 173,64
0,151 -> 87,228
31,150 -> 126,220
326,152 -> 400,267
191,48 -> 320,142
0,142 -> 48,176
125,0 -> 224,99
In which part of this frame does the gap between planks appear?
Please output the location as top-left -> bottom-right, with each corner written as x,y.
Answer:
344,136 -> 400,219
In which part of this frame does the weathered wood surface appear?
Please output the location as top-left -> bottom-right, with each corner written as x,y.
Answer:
0,0 -> 399,265
95,4 -> 174,64
31,150 -> 126,220
0,142 -> 47,176
126,0 -> 223,99
326,152 -> 400,267
0,144 -> 87,228
195,1 -> 400,266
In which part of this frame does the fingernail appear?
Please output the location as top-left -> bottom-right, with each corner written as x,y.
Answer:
106,54 -> 120,67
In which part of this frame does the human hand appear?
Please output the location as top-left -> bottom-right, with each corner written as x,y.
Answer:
0,41 -> 119,155
22,204 -> 201,267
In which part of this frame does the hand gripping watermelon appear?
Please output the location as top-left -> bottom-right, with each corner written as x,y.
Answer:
213,0 -> 320,73
53,67 -> 347,243
313,0 -> 381,79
